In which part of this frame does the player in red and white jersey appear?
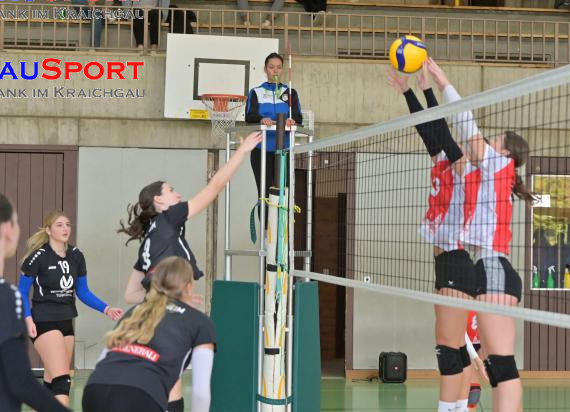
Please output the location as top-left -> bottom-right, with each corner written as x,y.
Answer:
388,66 -> 477,412
428,58 -> 535,412
466,311 -> 480,347
419,151 -> 464,252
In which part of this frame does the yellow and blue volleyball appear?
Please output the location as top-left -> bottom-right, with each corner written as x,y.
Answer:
389,35 -> 428,74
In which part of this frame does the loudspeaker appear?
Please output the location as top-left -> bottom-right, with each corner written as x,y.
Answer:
379,352 -> 407,383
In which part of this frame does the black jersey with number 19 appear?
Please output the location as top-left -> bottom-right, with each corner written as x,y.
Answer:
21,243 -> 87,322
134,202 -> 204,283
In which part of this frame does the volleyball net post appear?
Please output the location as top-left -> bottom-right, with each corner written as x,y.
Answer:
212,120 -> 318,412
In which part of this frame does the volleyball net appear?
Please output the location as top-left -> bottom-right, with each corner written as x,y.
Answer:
290,64 -> 570,329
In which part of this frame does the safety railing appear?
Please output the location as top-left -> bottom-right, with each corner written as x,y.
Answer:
0,3 -> 568,65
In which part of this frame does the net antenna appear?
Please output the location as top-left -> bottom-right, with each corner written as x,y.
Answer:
201,94 -> 247,139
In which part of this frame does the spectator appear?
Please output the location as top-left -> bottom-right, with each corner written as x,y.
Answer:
124,0 -> 170,53
237,0 -> 284,27
166,5 -> 197,34
295,0 -> 327,25
71,0 -> 104,48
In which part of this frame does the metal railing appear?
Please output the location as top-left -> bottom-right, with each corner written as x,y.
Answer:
0,3 -> 568,64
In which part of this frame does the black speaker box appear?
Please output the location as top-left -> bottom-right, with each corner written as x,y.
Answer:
379,352 -> 407,383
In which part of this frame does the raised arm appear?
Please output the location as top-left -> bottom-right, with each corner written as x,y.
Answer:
426,58 -> 486,163
187,131 -> 262,219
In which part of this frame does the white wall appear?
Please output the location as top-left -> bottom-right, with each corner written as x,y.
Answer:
74,146 -> 526,370
353,153 -> 438,369
215,148 -> 263,284
75,147 -> 208,368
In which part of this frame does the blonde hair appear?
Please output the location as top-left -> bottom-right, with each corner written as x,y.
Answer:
105,256 -> 194,349
22,210 -> 69,263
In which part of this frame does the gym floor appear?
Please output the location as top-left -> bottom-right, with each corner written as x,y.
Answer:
23,371 -> 570,411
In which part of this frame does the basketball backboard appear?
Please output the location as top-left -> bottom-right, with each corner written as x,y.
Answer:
164,34 -> 279,121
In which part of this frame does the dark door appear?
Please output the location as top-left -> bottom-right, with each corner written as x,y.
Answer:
0,145 -> 78,368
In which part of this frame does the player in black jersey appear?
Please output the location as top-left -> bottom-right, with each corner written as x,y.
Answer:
117,131 -> 260,411
17,211 -> 124,407
83,256 -> 216,412
0,193 -> 70,412
119,130 -> 262,303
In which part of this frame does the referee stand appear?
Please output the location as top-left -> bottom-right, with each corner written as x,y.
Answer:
210,121 -> 320,412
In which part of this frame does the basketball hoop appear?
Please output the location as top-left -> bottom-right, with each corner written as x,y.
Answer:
201,94 -> 247,139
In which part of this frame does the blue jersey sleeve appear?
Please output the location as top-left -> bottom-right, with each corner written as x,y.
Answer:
17,275 -> 34,318
75,276 -> 108,314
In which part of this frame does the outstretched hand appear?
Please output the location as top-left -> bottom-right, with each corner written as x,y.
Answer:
385,67 -> 410,94
237,131 -> 263,154
425,58 -> 450,92
417,62 -> 430,91
105,307 -> 124,321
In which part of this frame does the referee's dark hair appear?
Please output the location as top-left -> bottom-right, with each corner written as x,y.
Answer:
118,181 -> 164,244
0,193 -> 14,224
264,52 -> 284,68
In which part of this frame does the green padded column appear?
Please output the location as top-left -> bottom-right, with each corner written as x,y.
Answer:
210,280 -> 259,412
293,281 -> 321,412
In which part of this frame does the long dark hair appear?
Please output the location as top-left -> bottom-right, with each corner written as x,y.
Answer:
503,131 -> 535,204
118,181 -> 164,244
0,193 -> 14,224
264,52 -> 283,67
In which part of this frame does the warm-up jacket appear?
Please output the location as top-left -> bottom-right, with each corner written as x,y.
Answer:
245,82 -> 303,152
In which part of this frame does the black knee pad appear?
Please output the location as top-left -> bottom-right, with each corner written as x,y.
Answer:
43,380 -> 53,391
435,345 -> 463,376
51,374 -> 71,396
459,345 -> 471,368
484,355 -> 520,388
168,398 -> 184,412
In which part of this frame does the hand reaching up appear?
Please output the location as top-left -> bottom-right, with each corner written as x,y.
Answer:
425,58 -> 450,92
417,62 -> 431,91
386,67 -> 410,94
237,131 -> 263,154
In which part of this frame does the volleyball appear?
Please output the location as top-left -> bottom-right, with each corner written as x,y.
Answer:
389,35 -> 428,73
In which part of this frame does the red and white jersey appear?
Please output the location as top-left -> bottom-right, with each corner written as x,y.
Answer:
463,145 -> 515,255
466,311 -> 480,345
419,152 -> 466,251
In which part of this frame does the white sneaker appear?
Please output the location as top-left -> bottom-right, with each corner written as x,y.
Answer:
137,44 -> 144,55
312,11 -> 325,26
262,19 -> 271,28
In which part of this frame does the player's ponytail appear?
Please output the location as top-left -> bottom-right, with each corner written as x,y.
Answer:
503,131 -> 536,204
117,181 -> 164,244
106,257 -> 194,349
21,210 -> 68,263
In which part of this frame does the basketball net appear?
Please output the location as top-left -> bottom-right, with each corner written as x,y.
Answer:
201,94 -> 247,139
